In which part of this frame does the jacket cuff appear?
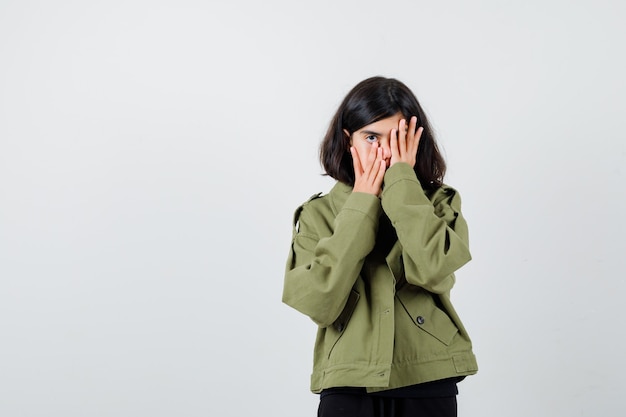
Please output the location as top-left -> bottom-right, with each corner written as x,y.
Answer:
381,163 -> 432,213
341,191 -> 382,225
383,162 -> 419,186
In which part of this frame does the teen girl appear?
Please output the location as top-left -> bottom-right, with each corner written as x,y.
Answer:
283,76 -> 478,417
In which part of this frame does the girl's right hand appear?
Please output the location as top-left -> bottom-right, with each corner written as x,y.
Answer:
351,143 -> 386,196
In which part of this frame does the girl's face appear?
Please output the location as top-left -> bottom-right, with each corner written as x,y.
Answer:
344,112 -> 405,169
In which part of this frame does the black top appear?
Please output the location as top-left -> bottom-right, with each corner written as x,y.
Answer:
320,377 -> 461,399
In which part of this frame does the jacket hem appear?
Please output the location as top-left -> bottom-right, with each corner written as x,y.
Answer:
310,352 -> 478,394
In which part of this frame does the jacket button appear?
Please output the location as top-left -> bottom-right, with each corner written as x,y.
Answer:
416,316 -> 425,325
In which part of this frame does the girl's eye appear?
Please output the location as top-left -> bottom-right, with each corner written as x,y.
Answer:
365,135 -> 378,143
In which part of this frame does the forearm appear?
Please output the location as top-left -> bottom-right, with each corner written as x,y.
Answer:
381,163 -> 471,293
283,192 -> 382,326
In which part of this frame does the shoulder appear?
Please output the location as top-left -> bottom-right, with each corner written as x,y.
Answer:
292,191 -> 330,233
296,181 -> 348,219
298,191 -> 328,215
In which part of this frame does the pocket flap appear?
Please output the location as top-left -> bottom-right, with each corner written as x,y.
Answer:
397,288 -> 458,345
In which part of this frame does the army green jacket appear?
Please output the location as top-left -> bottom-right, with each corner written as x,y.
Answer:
282,162 -> 478,393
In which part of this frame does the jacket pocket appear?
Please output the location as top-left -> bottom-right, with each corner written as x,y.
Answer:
333,289 -> 360,332
397,287 -> 458,346
327,289 -> 360,358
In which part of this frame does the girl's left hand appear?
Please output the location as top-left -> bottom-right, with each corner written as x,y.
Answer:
390,116 -> 423,168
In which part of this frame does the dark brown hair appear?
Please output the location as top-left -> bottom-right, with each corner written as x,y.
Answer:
320,76 -> 446,190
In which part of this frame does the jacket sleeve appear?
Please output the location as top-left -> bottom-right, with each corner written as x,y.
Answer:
381,163 -> 471,294
282,192 -> 382,327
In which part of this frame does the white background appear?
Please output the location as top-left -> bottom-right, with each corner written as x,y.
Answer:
1,0 -> 625,416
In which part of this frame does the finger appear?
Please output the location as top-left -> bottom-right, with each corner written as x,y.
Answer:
398,119 -> 407,156
368,148 -> 385,192
374,158 -> 386,186
365,146 -> 382,182
364,142 -> 379,175
390,128 -> 399,159
412,126 -> 424,156
408,116 -> 418,138
350,146 -> 363,177
407,116 -> 418,154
